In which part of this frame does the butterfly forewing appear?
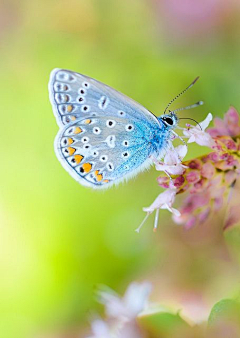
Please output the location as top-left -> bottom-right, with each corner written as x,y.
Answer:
49,69 -> 160,127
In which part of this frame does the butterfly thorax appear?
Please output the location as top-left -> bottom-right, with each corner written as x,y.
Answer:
147,112 -> 178,157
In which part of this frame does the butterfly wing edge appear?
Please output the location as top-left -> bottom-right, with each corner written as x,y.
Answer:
49,68 -> 65,127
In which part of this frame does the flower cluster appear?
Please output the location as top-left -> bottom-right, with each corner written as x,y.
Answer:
137,107 -> 240,232
87,282 -> 152,338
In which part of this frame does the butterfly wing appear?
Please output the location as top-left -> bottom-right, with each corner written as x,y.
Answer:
49,69 -> 164,188
49,68 -> 160,127
55,115 -> 154,188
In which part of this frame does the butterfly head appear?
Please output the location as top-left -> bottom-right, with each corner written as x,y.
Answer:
159,112 -> 178,130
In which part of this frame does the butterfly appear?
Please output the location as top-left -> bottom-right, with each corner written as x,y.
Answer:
49,69 -> 201,189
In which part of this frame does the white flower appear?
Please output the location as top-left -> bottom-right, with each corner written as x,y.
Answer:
143,188 -> 180,216
98,282 -> 152,321
183,113 -> 215,147
155,145 -> 188,175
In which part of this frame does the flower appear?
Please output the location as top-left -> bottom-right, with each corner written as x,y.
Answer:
141,107 -> 240,231
87,282 -> 152,338
156,107 -> 240,230
98,282 -> 152,321
136,189 -> 180,233
208,106 -> 240,137
183,113 -> 215,147
87,320 -> 114,338
154,145 -> 188,175
143,189 -> 180,216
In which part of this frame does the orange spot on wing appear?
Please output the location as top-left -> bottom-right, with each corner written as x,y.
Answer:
74,127 -> 82,134
103,179 -> 109,183
82,163 -> 92,173
70,116 -> 76,121
67,105 -> 73,112
68,147 -> 76,156
74,155 -> 84,164
68,138 -> 74,145
94,170 -> 103,182
84,119 -> 91,124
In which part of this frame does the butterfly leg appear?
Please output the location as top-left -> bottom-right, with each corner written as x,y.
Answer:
170,130 -> 187,146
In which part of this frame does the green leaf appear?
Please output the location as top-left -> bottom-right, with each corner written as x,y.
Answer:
224,224 -> 240,263
208,298 -> 240,326
138,309 -> 191,337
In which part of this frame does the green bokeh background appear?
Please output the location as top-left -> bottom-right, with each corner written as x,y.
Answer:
1,1 -> 240,337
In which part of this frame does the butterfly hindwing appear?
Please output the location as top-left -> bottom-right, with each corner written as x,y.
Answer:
55,116 -> 153,188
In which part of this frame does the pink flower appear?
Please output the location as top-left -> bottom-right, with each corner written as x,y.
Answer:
154,145 -> 188,175
224,204 -> 240,230
136,189 -> 180,233
143,188 -> 180,216
208,106 -> 240,138
183,113 -> 215,147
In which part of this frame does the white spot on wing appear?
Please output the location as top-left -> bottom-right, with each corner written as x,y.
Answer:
106,120 -> 116,128
100,155 -> 108,162
105,135 -> 116,148
98,96 -> 109,109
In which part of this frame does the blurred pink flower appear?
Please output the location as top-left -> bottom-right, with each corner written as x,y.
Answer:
152,0 -> 240,43
208,106 -> 240,138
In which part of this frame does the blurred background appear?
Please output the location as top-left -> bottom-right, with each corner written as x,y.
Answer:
1,0 -> 240,337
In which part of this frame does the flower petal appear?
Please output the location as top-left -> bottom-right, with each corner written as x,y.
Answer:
143,189 -> 177,214
199,113 -> 213,131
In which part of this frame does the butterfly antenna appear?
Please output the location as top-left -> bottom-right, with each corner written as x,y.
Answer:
178,117 -> 203,130
171,101 -> 204,113
163,77 -> 200,114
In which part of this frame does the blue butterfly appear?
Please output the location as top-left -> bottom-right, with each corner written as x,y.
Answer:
48,69 -> 201,189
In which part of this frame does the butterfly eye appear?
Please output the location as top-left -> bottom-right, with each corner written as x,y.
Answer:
162,117 -> 174,126
165,117 -> 174,125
